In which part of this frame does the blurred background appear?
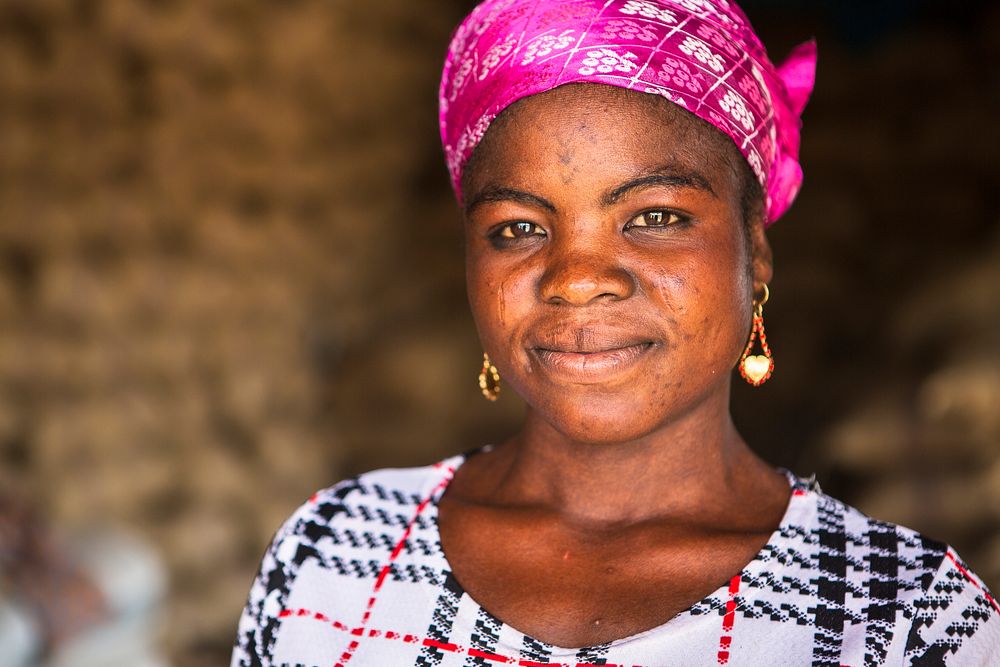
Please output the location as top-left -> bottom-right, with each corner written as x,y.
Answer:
0,0 -> 997,664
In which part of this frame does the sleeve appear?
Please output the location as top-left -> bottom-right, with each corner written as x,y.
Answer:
903,548 -> 1000,666
230,479 -> 359,667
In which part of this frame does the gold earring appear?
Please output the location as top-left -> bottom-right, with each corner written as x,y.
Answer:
478,352 -> 501,401
739,284 -> 774,387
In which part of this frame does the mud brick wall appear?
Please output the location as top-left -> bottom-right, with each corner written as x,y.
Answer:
0,1 -> 997,664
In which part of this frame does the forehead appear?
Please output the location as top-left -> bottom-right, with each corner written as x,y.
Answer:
462,83 -> 744,201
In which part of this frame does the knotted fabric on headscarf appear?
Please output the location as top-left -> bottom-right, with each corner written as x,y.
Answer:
439,0 -> 817,224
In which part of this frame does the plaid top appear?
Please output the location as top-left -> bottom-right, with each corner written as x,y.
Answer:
232,453 -> 1000,666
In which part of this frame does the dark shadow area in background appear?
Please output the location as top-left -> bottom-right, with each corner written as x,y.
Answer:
0,1 -> 996,664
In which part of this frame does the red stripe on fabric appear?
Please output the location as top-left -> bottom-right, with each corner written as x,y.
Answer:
277,607 -> 651,667
722,575 -> 741,632
946,550 -> 1000,613
469,648 -> 510,661
333,639 -> 359,667
717,574 -> 742,664
332,466 -> 456,666
374,564 -> 392,590
423,637 -> 461,653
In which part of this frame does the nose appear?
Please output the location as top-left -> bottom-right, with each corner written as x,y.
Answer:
538,245 -> 636,306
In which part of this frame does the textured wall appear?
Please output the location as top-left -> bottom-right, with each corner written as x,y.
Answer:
0,0 -> 997,664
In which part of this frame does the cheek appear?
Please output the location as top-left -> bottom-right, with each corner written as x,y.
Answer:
466,250 -> 540,354
644,239 -> 750,350
471,274 -> 514,337
465,252 -> 497,340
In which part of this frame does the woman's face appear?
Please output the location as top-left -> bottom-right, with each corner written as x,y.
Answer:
463,84 -> 772,444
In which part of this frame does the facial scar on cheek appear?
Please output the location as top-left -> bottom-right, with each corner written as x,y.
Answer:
498,279 -> 506,326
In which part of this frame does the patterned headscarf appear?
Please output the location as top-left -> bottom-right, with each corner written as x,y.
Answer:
439,0 -> 817,224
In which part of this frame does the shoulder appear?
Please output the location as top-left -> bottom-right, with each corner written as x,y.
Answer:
906,547 -> 1000,665
230,458 -> 459,667
267,460 -> 456,554
790,479 -> 1000,665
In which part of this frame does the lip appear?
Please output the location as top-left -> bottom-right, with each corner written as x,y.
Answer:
531,342 -> 655,384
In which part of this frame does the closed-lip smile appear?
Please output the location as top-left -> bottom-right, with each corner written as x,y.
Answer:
530,339 -> 656,384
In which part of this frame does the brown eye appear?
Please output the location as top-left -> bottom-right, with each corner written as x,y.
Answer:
498,221 -> 545,239
627,210 -> 685,228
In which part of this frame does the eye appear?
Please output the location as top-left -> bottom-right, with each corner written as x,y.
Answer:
626,210 -> 687,228
494,221 -> 546,239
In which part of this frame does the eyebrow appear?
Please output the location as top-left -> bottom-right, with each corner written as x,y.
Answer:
465,186 -> 556,215
464,165 -> 716,215
601,167 -> 716,206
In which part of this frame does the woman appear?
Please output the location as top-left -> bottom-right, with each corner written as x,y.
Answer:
233,1 -> 999,665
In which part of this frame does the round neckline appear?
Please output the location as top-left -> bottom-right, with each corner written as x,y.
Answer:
423,450 -> 814,655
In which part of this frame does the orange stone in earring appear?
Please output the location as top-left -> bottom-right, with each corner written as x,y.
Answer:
739,284 -> 774,387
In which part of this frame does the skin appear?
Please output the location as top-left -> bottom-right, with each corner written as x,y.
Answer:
437,83 -> 790,648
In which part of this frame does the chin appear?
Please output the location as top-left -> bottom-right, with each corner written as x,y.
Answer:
517,365 -> 733,445
530,393 -> 679,446
556,418 -> 665,447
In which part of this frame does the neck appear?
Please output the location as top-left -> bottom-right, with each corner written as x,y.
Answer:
479,388 -> 772,527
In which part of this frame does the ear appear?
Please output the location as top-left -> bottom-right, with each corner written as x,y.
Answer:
747,216 -> 773,293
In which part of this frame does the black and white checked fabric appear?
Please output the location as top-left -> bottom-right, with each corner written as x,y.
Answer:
232,454 -> 999,666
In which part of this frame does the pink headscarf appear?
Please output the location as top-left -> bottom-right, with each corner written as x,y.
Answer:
439,0 -> 817,224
